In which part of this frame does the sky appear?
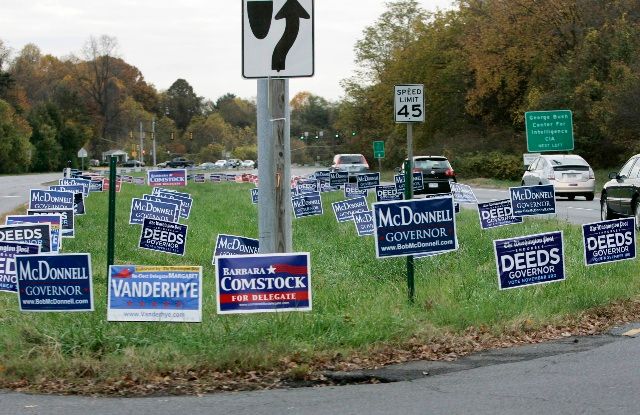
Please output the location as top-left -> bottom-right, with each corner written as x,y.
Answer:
0,0 -> 455,103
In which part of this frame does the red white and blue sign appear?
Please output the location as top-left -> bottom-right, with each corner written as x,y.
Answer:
129,198 -> 180,225
477,199 -> 523,230
107,265 -> 202,322
292,192 -> 323,219
373,196 -> 457,259
344,183 -> 367,199
330,171 -> 349,187
510,184 -> 556,216
0,242 -> 40,293
193,173 -> 206,183
215,253 -> 312,314
357,172 -> 380,190
16,253 -> 93,312
494,231 -> 565,290
147,169 -> 187,187
28,208 -> 74,238
331,196 -> 369,222
353,211 -> 374,236
582,218 -> 636,266
212,234 -> 260,264
29,189 -> 74,210
376,185 -> 402,202
139,218 -> 188,256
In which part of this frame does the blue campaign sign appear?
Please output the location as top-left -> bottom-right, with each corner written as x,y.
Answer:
73,193 -> 85,215
344,183 -> 368,199
494,231 -> 565,290
376,185 -> 402,202
50,184 -> 84,197
193,173 -> 206,183
212,234 -> 260,264
353,211 -> 374,236
133,177 -> 146,185
89,179 -> 104,192
394,173 -> 424,192
0,242 -> 40,293
331,196 -> 369,222
6,214 -> 62,253
129,198 -> 180,225
16,253 -> 93,312
60,178 -> 90,197
477,199 -> 523,230
147,169 -> 187,187
210,174 -> 222,182
215,253 -> 311,314
330,171 -> 349,187
28,208 -> 75,238
357,172 -> 380,190
292,179 -> 319,196
319,181 -> 340,193
292,192 -> 323,219
154,189 -> 193,219
0,223 -> 52,253
139,218 -> 188,256
582,218 -> 636,266
250,188 -> 259,204
450,183 -> 477,203
373,196 -> 458,258
29,189 -> 74,210
509,184 -> 556,216
315,170 -> 330,182
142,194 -> 182,214
107,265 -> 202,322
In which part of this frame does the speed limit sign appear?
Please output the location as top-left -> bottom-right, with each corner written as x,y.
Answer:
394,84 -> 424,123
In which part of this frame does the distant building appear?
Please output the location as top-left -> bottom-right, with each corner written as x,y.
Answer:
101,149 -> 128,164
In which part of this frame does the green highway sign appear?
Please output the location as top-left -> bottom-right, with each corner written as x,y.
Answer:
525,110 -> 574,152
373,141 -> 385,159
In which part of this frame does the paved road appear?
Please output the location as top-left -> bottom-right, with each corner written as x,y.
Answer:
0,173 -> 62,215
2,329 -> 639,415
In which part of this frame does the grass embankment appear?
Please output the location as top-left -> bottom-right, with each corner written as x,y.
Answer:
1,181 -> 639,392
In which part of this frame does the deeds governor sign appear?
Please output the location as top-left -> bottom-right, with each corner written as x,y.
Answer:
525,110 -> 574,152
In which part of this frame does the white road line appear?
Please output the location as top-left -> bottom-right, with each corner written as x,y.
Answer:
1,195 -> 20,198
566,206 -> 597,212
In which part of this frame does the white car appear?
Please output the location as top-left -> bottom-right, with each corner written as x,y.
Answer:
214,160 -> 228,168
241,160 -> 255,169
521,154 -> 595,200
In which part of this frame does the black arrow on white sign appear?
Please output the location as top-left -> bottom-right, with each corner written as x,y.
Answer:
272,0 -> 310,72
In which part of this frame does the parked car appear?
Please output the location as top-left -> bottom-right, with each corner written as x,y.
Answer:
214,160 -> 228,168
121,160 -> 145,167
167,157 -> 195,168
241,160 -> 255,169
330,153 -> 369,182
522,154 -> 595,200
156,161 -> 168,168
199,162 -> 217,170
399,156 -> 456,195
227,159 -> 242,168
601,154 -> 640,225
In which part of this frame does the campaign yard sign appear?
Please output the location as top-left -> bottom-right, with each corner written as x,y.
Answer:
16,253 -> 93,312
139,219 -> 188,256
292,192 -> 323,219
194,173 -> 206,183
59,178 -> 90,197
315,170 -> 331,182
153,189 -> 192,219
49,185 -> 84,198
28,209 -> 75,238
73,193 -> 85,215
29,189 -> 74,210
142,195 -> 182,215
129,198 -> 180,225
394,173 -> 424,193
510,184 -> 556,216
251,188 -> 259,204
210,174 -> 222,182
582,218 -> 636,266
89,179 -> 104,193
353,211 -> 375,236
331,196 -> 369,222
344,183 -> 367,199
330,171 -> 349,187
450,183 -> 477,203
292,179 -> 319,196
102,178 -> 122,192
477,199 -> 523,230
212,234 -> 260,264
494,231 -> 565,290
373,196 -> 457,259
121,175 -> 134,183
133,177 -> 146,185
215,253 -> 311,314
147,169 -> 187,187
0,223 -> 52,253
376,185 -> 402,202
319,181 -> 340,193
0,242 -> 40,293
107,265 -> 202,322
6,214 -> 62,253
357,172 -> 380,190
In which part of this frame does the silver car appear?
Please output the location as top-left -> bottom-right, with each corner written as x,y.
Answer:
521,154 -> 595,200
330,153 -> 370,182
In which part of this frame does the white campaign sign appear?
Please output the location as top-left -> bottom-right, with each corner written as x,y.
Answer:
394,84 -> 424,123
242,0 -> 314,78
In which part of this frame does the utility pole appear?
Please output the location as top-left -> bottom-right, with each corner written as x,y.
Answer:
152,117 -> 157,166
139,121 -> 144,165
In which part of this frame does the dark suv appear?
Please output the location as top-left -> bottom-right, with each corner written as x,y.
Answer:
601,154 -> 640,228
399,156 -> 456,195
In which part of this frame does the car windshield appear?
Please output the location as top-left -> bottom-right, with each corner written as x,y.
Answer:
413,159 -> 450,169
338,155 -> 365,164
549,157 -> 589,171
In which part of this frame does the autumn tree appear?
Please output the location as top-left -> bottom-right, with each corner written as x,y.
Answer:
164,79 -> 202,131
0,98 -> 32,173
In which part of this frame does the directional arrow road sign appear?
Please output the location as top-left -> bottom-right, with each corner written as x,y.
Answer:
242,0 -> 314,78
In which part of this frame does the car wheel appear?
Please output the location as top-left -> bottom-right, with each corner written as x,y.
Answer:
601,194 -> 615,220
585,193 -> 594,201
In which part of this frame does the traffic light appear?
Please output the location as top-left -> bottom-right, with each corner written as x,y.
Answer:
189,132 -> 193,140
335,133 -> 339,138
352,131 -> 357,136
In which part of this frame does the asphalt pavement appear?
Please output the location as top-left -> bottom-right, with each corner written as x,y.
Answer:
0,172 -> 62,214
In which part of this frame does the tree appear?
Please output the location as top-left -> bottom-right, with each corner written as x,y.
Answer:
165,79 -> 202,131
215,93 -> 256,129
0,99 -> 32,173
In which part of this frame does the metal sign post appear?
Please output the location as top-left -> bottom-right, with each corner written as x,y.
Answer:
106,156 -> 117,274
394,84 -> 425,303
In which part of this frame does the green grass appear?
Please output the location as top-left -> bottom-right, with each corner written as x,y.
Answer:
1,181 -> 639,385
